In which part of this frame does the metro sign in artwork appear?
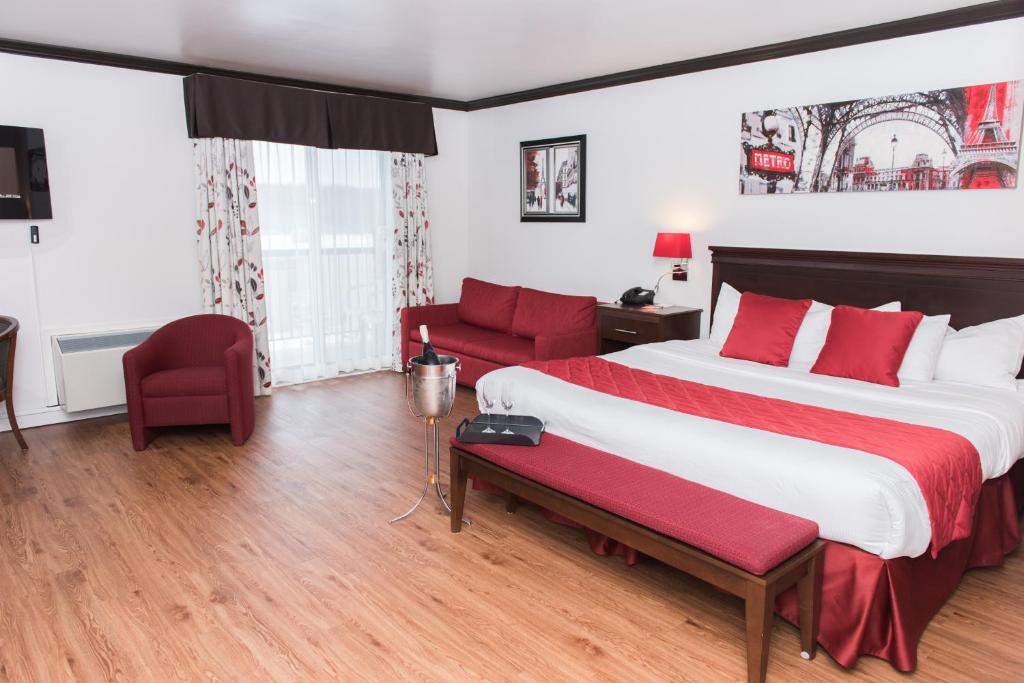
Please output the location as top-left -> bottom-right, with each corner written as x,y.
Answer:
749,148 -> 795,174
739,80 -> 1023,195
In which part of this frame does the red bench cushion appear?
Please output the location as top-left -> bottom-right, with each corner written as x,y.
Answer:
458,278 -> 521,333
452,433 -> 819,575
510,287 -> 597,339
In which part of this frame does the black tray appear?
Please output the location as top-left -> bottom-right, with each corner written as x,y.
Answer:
455,414 -> 545,447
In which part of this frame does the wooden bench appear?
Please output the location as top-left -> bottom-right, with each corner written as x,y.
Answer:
449,436 -> 824,683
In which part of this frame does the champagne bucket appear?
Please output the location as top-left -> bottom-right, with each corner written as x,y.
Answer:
391,353 -> 467,526
407,355 -> 459,419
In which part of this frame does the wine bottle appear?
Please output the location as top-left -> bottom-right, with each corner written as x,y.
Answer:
419,324 -> 442,365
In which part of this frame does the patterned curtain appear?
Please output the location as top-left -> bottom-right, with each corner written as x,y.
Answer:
390,152 -> 435,370
193,138 -> 273,394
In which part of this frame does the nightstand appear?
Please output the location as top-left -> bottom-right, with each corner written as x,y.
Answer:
596,303 -> 703,354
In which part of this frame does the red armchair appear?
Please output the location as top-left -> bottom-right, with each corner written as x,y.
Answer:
123,314 -> 255,451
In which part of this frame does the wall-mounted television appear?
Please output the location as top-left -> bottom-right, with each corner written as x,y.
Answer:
0,125 -> 52,220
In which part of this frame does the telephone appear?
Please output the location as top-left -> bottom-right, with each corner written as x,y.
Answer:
618,286 -> 656,306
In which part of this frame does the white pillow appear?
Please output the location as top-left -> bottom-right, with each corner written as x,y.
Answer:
709,282 -> 741,345
897,314 -> 951,382
933,315 -> 1024,391
789,300 -> 901,367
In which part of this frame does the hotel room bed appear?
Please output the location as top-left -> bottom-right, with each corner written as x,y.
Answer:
469,246 -> 1024,671
479,338 -> 1024,560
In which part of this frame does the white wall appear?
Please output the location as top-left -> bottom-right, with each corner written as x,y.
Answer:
425,108 -> 470,303
0,53 -> 200,431
465,19 -> 1024,331
0,53 -> 470,432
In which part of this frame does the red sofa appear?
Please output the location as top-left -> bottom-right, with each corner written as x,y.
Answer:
401,278 -> 598,387
123,314 -> 255,450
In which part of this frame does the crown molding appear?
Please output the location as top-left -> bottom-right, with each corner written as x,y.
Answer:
0,37 -> 469,111
1,1 -> 1020,113
465,1 -> 1024,110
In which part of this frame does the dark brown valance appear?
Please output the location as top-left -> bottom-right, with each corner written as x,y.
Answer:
183,74 -> 438,156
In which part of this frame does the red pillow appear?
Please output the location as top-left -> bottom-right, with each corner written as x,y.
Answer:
457,278 -> 521,332
720,293 -> 811,366
811,306 -> 923,387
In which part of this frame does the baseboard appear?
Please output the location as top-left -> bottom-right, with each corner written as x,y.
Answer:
0,404 -> 126,433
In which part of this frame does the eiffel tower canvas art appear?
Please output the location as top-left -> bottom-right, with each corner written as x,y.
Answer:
739,80 -> 1022,195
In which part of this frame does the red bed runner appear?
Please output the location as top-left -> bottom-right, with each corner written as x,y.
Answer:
523,356 -> 983,557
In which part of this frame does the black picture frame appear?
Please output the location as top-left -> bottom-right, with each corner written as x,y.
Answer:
520,134 -> 586,222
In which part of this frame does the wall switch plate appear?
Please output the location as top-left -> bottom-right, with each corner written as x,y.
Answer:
30,225 -> 39,244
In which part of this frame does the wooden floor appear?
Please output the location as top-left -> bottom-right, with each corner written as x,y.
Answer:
1,372 -> 1021,682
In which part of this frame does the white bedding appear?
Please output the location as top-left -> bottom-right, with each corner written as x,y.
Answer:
475,339 -> 1024,559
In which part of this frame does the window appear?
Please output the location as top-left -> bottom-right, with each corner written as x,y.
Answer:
253,142 -> 393,385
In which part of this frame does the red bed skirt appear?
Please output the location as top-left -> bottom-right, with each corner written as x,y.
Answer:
471,460 -> 1023,671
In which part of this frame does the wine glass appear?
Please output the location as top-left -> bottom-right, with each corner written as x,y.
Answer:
500,384 -> 514,435
480,384 -> 496,434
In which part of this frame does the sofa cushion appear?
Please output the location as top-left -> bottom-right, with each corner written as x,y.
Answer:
510,287 -> 597,339
407,342 -> 505,388
142,395 -> 231,426
457,278 -> 521,332
462,334 -> 535,366
409,323 -> 496,354
141,366 -> 227,398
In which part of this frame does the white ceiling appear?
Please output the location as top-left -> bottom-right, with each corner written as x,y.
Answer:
1,0 -> 991,102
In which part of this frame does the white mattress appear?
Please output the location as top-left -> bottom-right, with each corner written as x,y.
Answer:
475,340 -> 1024,559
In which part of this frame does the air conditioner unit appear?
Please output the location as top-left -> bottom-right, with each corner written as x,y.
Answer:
52,329 -> 155,412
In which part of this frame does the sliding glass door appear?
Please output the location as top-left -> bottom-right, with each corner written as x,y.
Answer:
253,142 -> 393,385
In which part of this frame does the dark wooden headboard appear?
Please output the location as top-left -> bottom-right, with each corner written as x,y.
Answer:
709,246 -> 1024,378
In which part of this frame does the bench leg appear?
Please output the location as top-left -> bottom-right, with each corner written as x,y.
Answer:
504,491 -> 518,514
449,449 -> 468,533
797,551 -> 823,660
744,586 -> 773,683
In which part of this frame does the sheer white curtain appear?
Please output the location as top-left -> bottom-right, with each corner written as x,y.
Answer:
253,142 -> 394,385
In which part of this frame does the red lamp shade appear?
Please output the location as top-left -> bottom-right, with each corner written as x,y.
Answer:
653,232 -> 692,259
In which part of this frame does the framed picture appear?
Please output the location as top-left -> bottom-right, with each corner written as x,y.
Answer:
520,134 -> 586,221
738,80 -> 1022,195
